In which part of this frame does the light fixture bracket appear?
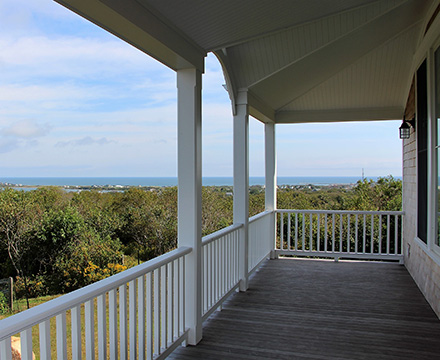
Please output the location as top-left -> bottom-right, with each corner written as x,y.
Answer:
406,117 -> 416,130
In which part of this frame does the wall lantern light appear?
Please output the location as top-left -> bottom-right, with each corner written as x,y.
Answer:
399,117 -> 415,140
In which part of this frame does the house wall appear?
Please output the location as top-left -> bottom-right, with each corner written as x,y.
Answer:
402,132 -> 440,318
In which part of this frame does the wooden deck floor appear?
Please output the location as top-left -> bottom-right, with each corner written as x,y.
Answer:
170,258 -> 440,360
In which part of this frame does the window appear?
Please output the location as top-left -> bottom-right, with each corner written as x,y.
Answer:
417,61 -> 428,244
435,48 -> 440,246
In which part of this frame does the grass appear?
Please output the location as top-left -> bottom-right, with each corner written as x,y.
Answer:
0,255 -> 163,359
0,295 -> 61,321
1,294 -> 122,359
0,285 -> 150,359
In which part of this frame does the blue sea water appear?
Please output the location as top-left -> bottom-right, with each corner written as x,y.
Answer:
0,176 -> 399,187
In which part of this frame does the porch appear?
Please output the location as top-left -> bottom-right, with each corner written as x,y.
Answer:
2,208 -> 434,360
170,258 -> 440,360
2,0 -> 440,359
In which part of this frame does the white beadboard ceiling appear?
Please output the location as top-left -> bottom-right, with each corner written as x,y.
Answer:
279,25 -> 419,112
225,0 -> 405,89
58,0 -> 436,123
137,0 -> 383,51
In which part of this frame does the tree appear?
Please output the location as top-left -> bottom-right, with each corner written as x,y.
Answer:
0,189 -> 43,308
347,176 -> 402,211
71,190 -> 123,241
202,187 -> 233,235
35,206 -> 124,293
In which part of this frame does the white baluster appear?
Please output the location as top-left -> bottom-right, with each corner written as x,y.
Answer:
371,214 -> 374,254
161,266 -> 167,350
146,272 -> 153,360
109,289 -> 118,359
119,284 -> 128,360
39,319 -> 51,360
387,215 -> 391,255
129,279 -> 137,360
394,215 -> 399,255
0,338 -> 12,360
363,214 -> 367,254
138,276 -> 145,360
280,212 -> 284,250
317,213 -> 321,252
355,214 -> 359,254
20,328 -> 33,360
332,213 -> 336,252
85,300 -> 95,360
168,262 -> 173,344
379,215 -> 383,254
153,269 -> 160,356
97,294 -> 107,360
295,213 -> 298,251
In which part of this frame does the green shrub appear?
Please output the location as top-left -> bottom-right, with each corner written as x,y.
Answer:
0,291 -> 9,315
14,275 -> 48,299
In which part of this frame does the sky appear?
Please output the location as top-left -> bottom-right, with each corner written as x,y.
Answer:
0,0 -> 403,178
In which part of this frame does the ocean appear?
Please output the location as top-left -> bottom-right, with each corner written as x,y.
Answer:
0,176 -> 398,187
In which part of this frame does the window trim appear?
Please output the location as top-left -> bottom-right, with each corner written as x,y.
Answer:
423,41 -> 440,254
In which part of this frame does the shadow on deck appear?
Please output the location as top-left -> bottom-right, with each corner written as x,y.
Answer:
170,258 -> 440,359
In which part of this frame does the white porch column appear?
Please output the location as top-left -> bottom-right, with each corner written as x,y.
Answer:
234,91 -> 249,291
265,123 -> 276,211
265,123 -> 277,259
177,68 -> 203,345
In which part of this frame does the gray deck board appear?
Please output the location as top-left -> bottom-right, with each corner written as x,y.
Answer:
169,258 -> 440,359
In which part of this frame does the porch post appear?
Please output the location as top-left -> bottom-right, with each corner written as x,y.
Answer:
265,123 -> 277,259
177,68 -> 203,345
234,91 -> 249,291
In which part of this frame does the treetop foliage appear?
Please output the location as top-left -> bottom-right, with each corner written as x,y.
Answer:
0,176 -> 401,300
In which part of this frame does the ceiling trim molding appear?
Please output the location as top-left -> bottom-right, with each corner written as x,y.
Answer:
56,0 -> 206,71
275,107 -> 403,124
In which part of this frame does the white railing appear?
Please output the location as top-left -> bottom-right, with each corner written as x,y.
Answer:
0,246 -> 191,360
201,223 -> 242,321
276,210 -> 404,261
0,213 -> 275,359
248,211 -> 273,274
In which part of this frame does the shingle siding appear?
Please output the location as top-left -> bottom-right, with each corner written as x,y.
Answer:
402,133 -> 440,318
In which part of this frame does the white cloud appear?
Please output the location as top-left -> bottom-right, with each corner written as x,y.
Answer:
1,119 -> 51,138
55,136 -> 116,148
0,119 -> 50,153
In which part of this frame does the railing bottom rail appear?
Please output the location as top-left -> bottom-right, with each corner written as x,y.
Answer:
275,250 -> 403,263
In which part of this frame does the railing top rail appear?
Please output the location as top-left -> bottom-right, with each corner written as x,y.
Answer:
0,246 -> 192,341
202,223 -> 243,246
276,209 -> 404,216
249,210 -> 273,224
